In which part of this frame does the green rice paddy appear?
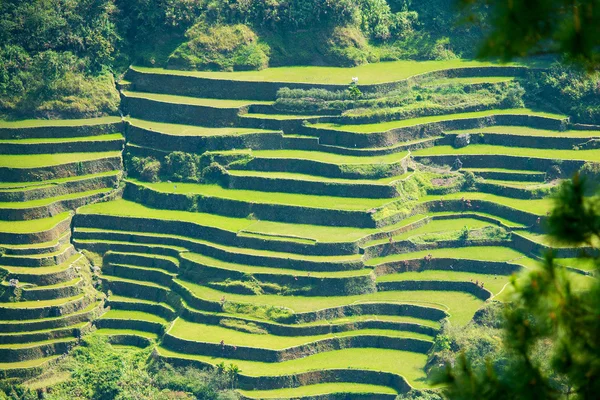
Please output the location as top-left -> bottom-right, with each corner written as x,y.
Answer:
239,382 -> 398,398
132,60 -> 517,84
123,91 -> 272,108
127,118 -> 279,136
133,180 -> 394,211
311,108 -> 566,133
0,151 -> 121,168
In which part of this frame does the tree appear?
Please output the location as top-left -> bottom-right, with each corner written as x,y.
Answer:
436,175 -> 600,399
458,0 -> 600,69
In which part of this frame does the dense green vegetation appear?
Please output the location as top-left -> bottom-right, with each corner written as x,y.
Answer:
1,0 -> 600,399
2,335 -> 238,400
2,0 -> 599,121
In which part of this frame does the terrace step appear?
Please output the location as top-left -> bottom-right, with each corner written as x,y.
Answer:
96,309 -> 168,334
0,355 -> 60,379
74,202 -> 375,256
18,277 -> 83,302
0,294 -> 91,321
182,307 -> 438,338
155,346 -> 423,393
238,382 -> 398,399
225,170 -> 400,198
101,275 -> 171,303
0,212 -> 73,246
104,251 -> 179,273
73,238 -> 184,259
94,328 -> 158,347
0,243 -> 76,267
104,264 -> 176,287
462,168 -> 546,182
162,319 -> 433,362
0,301 -> 104,333
180,252 -> 374,296
3,253 -> 81,286
0,117 -> 122,140
125,118 -> 283,153
0,323 -> 87,344
173,279 -> 449,325
121,90 -> 271,127
307,109 -> 568,148
124,180 -> 396,228
476,178 -> 560,199
0,231 -> 70,256
106,295 -> 177,321
0,133 -> 125,154
0,188 -> 113,221
0,170 -> 121,202
0,151 -> 123,183
73,228 -> 361,270
226,149 -> 409,180
0,337 -> 77,362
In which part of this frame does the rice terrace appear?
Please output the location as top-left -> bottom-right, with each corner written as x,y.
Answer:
1,1 -> 599,399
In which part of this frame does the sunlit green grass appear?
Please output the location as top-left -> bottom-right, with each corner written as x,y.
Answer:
123,91 -> 272,107
365,246 -> 526,266
133,60 -> 518,84
168,318 -> 433,346
241,113 -> 326,120
0,151 -> 121,168
0,188 -> 111,209
132,180 -> 394,211
365,217 -> 492,246
227,170 -> 407,185
100,309 -> 168,324
225,148 -> 409,164
422,76 -> 515,86
450,126 -> 600,137
0,337 -> 75,349
94,328 -> 158,339
182,252 -> 363,276
127,118 -> 279,136
0,212 -> 70,233
0,355 -> 59,369
0,116 -> 120,128
0,170 -> 120,190
311,108 -> 566,133
177,280 -> 483,325
413,144 -> 600,161
421,191 -> 554,215
377,270 -> 510,295
0,133 -> 124,144
158,346 -> 430,387
0,294 -> 84,309
238,382 -> 398,398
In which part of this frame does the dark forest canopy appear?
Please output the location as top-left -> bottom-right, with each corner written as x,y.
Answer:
0,0 -> 598,119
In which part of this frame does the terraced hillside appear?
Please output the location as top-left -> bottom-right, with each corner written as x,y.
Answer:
0,117 -> 124,379
2,60 -> 597,398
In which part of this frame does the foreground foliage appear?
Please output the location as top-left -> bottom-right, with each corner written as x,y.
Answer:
1,336 -> 238,400
435,176 -> 600,399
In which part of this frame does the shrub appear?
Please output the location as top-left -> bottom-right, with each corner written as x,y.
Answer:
127,155 -> 162,182
168,23 -> 270,71
140,159 -> 161,183
164,151 -> 200,182
201,162 -> 228,185
321,26 -> 377,67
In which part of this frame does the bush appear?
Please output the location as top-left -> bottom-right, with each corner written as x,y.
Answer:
321,26 -> 377,67
164,151 -> 201,182
127,155 -> 162,182
524,63 -> 600,124
168,23 -> 270,71
0,47 -> 119,118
